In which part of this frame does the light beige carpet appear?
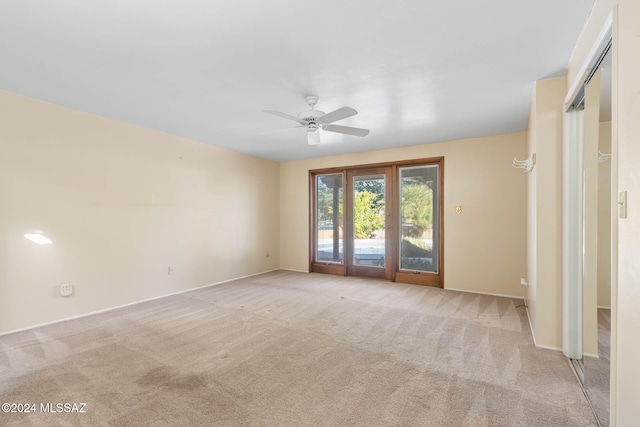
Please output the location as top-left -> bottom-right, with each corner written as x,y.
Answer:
0,270 -> 597,426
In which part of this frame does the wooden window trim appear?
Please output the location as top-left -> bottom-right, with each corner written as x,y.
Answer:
309,171 -> 347,276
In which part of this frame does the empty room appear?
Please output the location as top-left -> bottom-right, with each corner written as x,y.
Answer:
1,0 -> 639,426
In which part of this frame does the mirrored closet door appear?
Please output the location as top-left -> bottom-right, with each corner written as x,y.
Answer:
582,47 -> 612,427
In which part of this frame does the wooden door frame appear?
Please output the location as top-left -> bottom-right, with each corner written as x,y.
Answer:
309,171 -> 347,276
309,157 -> 444,288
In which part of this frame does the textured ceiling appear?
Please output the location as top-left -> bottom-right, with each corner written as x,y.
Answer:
0,0 -> 594,162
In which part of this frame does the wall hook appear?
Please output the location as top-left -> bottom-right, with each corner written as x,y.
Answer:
513,153 -> 536,172
598,151 -> 611,163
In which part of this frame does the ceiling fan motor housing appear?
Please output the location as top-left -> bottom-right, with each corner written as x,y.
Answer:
298,111 -> 325,125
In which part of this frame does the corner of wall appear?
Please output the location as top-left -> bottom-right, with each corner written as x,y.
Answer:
525,80 -> 538,341
528,75 -> 566,350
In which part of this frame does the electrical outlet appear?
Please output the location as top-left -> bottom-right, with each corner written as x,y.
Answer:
60,283 -> 73,297
168,266 -> 174,276
520,278 -> 528,286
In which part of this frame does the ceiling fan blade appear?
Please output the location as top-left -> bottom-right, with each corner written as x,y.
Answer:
323,124 -> 370,137
260,126 -> 305,135
318,106 -> 357,124
307,130 -> 320,145
263,110 -> 306,125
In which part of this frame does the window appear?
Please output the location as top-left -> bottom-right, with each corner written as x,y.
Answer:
315,174 -> 343,264
399,165 -> 439,273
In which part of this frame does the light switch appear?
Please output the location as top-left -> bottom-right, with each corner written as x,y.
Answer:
619,191 -> 627,219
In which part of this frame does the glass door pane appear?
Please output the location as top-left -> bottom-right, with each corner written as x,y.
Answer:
352,174 -> 386,268
399,165 -> 438,273
315,174 -> 343,263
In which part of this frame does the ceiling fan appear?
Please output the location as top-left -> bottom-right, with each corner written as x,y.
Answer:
264,95 -> 369,145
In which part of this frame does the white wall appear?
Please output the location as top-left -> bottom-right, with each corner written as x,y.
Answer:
0,90 -> 281,334
280,133 -> 527,298
525,76 -> 566,350
612,1 -> 640,424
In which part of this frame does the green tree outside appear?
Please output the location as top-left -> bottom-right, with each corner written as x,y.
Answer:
354,190 -> 384,239
401,181 -> 433,237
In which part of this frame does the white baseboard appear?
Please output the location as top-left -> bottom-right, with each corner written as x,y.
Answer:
583,352 -> 600,358
0,268 -> 280,337
445,287 -> 523,300
280,268 -> 310,273
534,342 -> 563,352
525,306 -> 537,345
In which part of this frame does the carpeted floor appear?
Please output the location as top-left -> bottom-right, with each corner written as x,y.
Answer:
0,270 -> 597,426
584,308 -> 611,427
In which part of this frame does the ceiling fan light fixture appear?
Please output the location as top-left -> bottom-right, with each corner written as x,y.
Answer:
307,127 -> 320,145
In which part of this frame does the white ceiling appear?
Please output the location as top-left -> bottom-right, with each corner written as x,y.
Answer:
0,0 -> 594,162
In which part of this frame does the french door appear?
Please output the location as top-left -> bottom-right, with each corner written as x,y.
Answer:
310,158 -> 443,287
346,167 -> 394,280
